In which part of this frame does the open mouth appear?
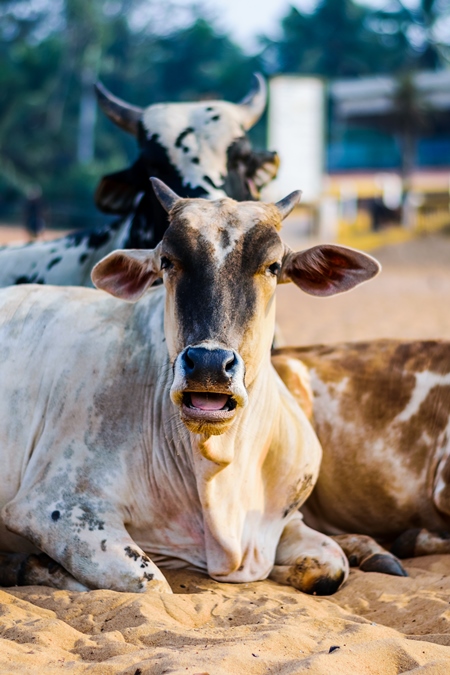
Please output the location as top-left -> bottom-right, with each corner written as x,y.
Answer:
246,177 -> 260,200
181,392 -> 238,422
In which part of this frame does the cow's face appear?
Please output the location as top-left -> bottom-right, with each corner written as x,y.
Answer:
95,75 -> 279,212
92,180 -> 380,438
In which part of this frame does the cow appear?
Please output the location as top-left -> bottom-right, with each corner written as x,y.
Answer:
272,340 -> 450,576
0,75 -> 279,288
0,181 -> 380,595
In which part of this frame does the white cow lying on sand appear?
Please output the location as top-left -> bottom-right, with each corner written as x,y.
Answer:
0,181 -> 379,595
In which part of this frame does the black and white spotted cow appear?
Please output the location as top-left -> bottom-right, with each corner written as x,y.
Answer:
0,74 -> 279,288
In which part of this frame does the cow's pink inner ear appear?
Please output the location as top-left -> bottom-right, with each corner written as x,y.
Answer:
283,245 -> 380,297
92,252 -> 159,302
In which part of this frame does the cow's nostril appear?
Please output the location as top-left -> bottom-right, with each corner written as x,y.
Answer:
225,354 -> 237,373
184,350 -> 195,371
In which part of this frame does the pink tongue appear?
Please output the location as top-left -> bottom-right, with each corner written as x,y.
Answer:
190,393 -> 229,411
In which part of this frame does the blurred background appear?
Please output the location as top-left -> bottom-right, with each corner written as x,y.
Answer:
1,0 -> 450,234
1,0 -> 450,342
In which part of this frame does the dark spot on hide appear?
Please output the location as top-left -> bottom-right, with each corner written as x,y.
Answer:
191,157 -> 200,164
175,127 -> 194,149
66,231 -> 85,247
203,175 -> 222,190
206,106 -> 213,111
124,546 -> 140,561
101,539 -> 107,551
393,341 -> 450,376
211,114 -> 220,121
220,228 -> 230,248
76,510 -> 105,532
79,253 -> 89,264
47,257 -> 62,270
143,572 -> 154,581
51,510 -> 60,521
87,230 -> 110,250
15,274 -> 44,285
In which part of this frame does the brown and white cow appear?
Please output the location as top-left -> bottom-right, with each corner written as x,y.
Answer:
0,181 -> 379,595
272,340 -> 450,575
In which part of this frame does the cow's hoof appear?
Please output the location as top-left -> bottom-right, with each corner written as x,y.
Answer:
359,553 -> 408,577
286,565 -> 347,595
301,571 -> 346,596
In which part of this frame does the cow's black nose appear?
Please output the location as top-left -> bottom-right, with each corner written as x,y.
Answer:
182,347 -> 239,383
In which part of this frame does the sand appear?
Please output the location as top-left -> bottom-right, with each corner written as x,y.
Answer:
276,232 -> 450,346
0,561 -> 449,674
0,226 -> 449,673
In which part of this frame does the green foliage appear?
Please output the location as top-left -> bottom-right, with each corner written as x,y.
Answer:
262,0 -> 449,77
0,0 -> 261,225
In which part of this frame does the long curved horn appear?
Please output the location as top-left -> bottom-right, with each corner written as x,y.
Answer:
275,190 -> 302,220
238,73 -> 267,130
94,81 -> 143,136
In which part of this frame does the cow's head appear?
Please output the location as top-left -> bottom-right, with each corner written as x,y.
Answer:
94,74 -> 279,218
92,179 -> 380,437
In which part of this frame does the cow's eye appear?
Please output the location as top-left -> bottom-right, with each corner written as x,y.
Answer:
267,262 -> 281,276
160,256 -> 173,271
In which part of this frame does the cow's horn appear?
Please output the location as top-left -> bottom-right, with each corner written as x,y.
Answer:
238,73 -> 267,130
95,81 -> 143,136
275,190 -> 302,220
150,177 -> 181,212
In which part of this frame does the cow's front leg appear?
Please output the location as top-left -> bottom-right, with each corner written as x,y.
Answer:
270,513 -> 348,595
0,552 -> 88,591
2,499 -> 172,594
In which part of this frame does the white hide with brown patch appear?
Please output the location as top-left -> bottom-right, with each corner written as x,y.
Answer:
273,341 -> 450,569
0,186 -> 380,594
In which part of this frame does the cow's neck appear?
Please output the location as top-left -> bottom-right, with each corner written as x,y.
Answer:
187,355 -> 291,580
122,153 -> 218,250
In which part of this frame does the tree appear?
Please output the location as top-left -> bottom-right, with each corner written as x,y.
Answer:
0,0 -> 260,226
261,0 -> 450,77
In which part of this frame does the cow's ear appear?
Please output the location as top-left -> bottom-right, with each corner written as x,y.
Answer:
95,158 -> 148,214
92,246 -> 162,302
280,244 -> 380,296
95,172 -> 140,214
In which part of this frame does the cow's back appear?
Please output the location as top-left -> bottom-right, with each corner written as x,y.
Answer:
273,340 -> 450,538
0,218 -> 131,288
